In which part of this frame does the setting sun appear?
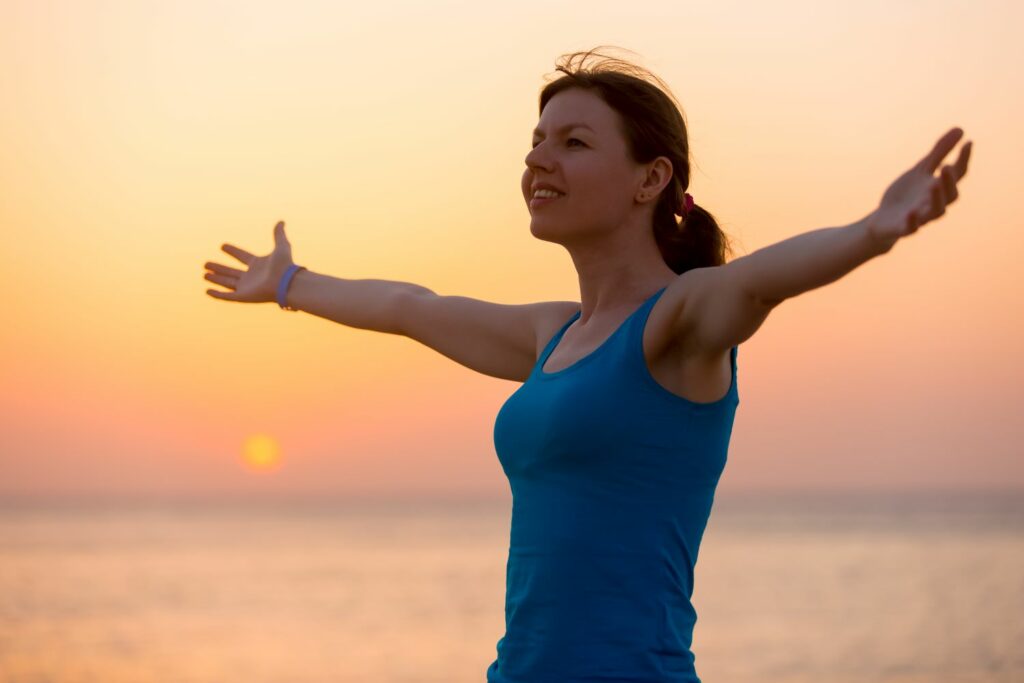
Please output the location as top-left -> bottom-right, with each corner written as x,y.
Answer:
242,434 -> 281,471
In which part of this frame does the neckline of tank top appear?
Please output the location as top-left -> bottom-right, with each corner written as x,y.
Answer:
537,285 -> 670,378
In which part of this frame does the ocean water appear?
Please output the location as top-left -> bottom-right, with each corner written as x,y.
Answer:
1,492 -> 1021,683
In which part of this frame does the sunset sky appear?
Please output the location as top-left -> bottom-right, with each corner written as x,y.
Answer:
1,0 -> 1021,501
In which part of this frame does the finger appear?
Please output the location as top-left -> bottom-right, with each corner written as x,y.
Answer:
907,210 -> 919,234
221,243 -> 255,265
274,220 -> 289,245
928,179 -> 944,218
940,165 -> 958,204
206,288 -> 238,301
919,127 -> 964,174
204,261 -> 245,278
204,272 -> 237,289
953,140 -> 972,180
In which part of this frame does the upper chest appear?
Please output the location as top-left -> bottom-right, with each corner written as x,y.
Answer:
541,296 -> 732,405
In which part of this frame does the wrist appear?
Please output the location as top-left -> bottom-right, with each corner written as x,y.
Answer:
862,211 -> 897,255
277,264 -> 307,310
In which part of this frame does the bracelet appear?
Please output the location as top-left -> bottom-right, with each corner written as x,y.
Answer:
277,264 -> 307,311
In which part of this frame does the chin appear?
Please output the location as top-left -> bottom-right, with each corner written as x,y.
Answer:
528,216 -> 571,244
528,216 -> 552,240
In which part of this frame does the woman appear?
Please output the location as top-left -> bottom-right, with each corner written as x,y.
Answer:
203,48 -> 971,683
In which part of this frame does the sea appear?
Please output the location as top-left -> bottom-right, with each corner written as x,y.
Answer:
1,490 -> 1021,683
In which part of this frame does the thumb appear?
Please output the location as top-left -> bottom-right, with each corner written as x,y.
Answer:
274,220 -> 290,246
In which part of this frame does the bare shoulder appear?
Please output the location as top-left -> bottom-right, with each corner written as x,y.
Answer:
532,300 -> 581,359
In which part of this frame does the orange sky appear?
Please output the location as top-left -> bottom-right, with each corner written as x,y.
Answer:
1,0 -> 1021,501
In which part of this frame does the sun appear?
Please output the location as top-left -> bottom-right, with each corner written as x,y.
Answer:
242,433 -> 281,471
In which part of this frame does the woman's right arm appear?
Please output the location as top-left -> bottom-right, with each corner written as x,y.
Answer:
204,221 -> 577,381
286,274 -> 577,380
283,270 -> 429,335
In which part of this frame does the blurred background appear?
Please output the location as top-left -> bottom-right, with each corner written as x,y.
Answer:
1,0 -> 1021,681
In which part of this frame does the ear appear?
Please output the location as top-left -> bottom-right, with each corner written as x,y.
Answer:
635,156 -> 674,204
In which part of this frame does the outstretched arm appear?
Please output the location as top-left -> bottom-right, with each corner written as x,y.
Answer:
677,127 -> 973,354
727,215 -> 884,309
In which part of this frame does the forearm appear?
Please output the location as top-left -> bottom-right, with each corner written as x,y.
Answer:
285,269 -> 433,334
737,212 -> 890,306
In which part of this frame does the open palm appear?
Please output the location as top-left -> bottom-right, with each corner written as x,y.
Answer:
869,127 -> 972,251
203,221 -> 294,303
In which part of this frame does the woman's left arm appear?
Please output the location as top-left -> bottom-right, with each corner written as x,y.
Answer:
678,127 -> 973,353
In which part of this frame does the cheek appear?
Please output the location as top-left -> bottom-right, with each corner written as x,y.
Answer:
592,165 -> 633,201
576,169 -> 620,206
574,159 -> 614,190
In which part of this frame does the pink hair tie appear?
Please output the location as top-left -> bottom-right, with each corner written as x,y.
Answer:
679,192 -> 695,218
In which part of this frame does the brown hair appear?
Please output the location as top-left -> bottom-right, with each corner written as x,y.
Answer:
539,47 -> 734,274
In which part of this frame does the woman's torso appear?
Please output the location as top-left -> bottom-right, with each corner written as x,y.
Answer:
487,285 -> 740,682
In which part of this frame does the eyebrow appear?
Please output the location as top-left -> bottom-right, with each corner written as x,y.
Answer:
532,123 -> 595,139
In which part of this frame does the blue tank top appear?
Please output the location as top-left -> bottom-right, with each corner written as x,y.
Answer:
486,285 -> 739,683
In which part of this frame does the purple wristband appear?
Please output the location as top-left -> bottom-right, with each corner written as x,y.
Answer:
277,264 -> 306,310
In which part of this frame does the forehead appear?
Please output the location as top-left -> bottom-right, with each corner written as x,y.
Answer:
532,88 -> 615,137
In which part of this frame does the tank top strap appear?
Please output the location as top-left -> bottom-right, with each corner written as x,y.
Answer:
534,309 -> 581,374
626,285 -> 740,403
626,285 -> 670,342
620,284 -> 670,368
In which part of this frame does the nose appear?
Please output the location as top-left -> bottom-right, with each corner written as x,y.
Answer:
524,141 -> 552,171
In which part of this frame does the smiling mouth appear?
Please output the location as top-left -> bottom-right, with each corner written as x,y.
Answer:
530,194 -> 564,208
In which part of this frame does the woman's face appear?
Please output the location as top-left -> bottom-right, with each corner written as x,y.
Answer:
522,88 -> 642,242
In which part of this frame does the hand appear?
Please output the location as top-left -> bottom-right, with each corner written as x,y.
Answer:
868,127 -> 972,252
204,221 -> 295,303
